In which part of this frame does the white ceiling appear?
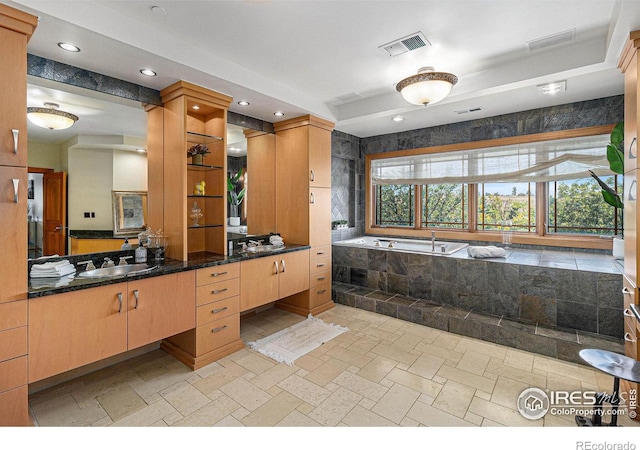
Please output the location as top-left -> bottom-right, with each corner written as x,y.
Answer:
8,0 -> 640,139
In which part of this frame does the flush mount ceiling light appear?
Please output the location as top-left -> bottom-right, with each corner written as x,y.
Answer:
237,100 -> 250,106
396,66 -> 458,106
140,68 -> 157,77
192,105 -> 200,110
537,80 -> 566,95
57,42 -> 80,52
274,111 -> 285,117
27,102 -> 78,130
392,116 -> 404,122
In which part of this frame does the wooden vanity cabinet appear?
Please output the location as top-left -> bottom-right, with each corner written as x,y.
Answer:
240,250 -> 310,311
127,271 -> 195,350
29,283 -> 128,383
0,299 -> 28,425
161,263 -> 244,370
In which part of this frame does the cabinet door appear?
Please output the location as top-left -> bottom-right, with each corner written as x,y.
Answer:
29,283 -> 128,382
309,187 -> 332,248
278,250 -> 310,299
127,271 -> 196,350
309,125 -> 331,187
0,26 -> 28,167
240,256 -> 279,311
0,166 -> 26,304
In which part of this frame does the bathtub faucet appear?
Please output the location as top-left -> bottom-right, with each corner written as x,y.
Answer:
388,240 -> 396,248
431,231 -> 436,251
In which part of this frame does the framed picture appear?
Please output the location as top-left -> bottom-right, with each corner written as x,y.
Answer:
112,190 -> 148,236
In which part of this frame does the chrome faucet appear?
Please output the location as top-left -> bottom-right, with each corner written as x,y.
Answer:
101,257 -> 115,268
431,231 -> 436,251
118,256 -> 132,266
388,240 -> 396,248
77,260 -> 96,271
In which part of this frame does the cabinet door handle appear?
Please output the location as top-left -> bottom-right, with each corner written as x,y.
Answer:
274,260 -> 279,274
624,308 -> 634,317
317,276 -> 326,281
212,325 -> 228,333
211,271 -> 228,277
117,292 -> 123,313
212,306 -> 228,314
317,289 -> 327,295
622,287 -> 632,295
629,136 -> 637,160
316,251 -> 326,255
12,179 -> 19,203
12,129 -> 19,154
281,259 -> 286,273
211,288 -> 228,295
310,192 -> 315,204
310,170 -> 315,182
624,332 -> 636,343
133,289 -> 139,309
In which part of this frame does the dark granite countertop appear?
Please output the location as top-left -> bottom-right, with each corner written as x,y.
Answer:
69,230 -> 137,239
28,244 -> 310,298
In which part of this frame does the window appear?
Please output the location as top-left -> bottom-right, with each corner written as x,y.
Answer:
548,175 -> 621,235
422,183 -> 468,229
368,126 -> 619,245
375,184 -> 414,227
477,182 -> 535,232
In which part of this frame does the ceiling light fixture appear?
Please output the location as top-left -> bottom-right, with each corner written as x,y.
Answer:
396,66 -> 458,106
392,116 -> 404,122
192,105 -> 200,110
140,68 -> 157,77
537,80 -> 566,95
274,111 -> 284,117
27,102 -> 78,130
57,42 -> 80,52
237,101 -> 250,106
136,148 -> 147,153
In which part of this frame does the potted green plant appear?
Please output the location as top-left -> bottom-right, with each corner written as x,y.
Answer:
227,168 -> 246,227
589,121 -> 624,258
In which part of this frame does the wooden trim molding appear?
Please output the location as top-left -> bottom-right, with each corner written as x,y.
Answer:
273,114 -> 335,132
160,80 -> 232,107
0,4 -> 37,40
619,30 -> 640,73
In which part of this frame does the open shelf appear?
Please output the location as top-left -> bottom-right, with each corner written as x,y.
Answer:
187,224 -> 224,229
187,195 -> 224,199
187,163 -> 223,170
186,131 -> 223,144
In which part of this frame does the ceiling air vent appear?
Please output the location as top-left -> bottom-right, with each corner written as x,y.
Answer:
379,32 -> 431,57
527,29 -> 575,52
454,107 -> 483,115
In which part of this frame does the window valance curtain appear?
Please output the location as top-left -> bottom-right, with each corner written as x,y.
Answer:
370,134 -> 613,185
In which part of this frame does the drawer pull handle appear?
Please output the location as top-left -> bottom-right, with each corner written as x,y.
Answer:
211,271 -> 228,277
316,251 -> 326,255
12,178 -> 19,203
117,292 -> 123,313
274,260 -> 279,274
317,289 -> 327,295
310,192 -> 315,204
281,259 -> 286,273
317,276 -> 326,281
212,325 -> 228,333
212,306 -> 228,314
629,136 -> 637,160
622,287 -> 632,295
310,170 -> 315,182
630,303 -> 640,322
624,332 -> 636,343
317,263 -> 326,267
624,309 -> 634,318
12,129 -> 19,154
133,289 -> 139,309
211,288 -> 228,295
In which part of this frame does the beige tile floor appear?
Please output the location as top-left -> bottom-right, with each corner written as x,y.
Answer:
28,304 -> 640,429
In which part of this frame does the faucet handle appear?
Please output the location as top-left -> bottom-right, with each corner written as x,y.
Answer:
118,256 -> 132,266
77,260 -> 96,271
102,257 -> 115,268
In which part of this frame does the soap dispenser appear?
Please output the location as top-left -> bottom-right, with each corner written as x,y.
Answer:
121,238 -> 132,250
135,243 -> 147,263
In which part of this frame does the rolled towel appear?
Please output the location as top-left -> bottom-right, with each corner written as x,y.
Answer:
467,246 -> 506,259
269,235 -> 284,246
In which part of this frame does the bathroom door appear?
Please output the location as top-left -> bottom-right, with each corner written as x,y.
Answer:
42,171 -> 67,256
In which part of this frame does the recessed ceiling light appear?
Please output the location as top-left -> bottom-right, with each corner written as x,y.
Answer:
192,105 -> 200,110
274,111 -> 285,117
537,80 -> 566,95
237,101 -> 250,106
140,68 -> 157,77
57,42 -> 80,52
150,5 -> 167,15
136,148 -> 147,153
392,116 -> 404,122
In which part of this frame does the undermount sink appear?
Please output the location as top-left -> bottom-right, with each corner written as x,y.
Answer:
77,263 -> 157,278
244,245 -> 286,253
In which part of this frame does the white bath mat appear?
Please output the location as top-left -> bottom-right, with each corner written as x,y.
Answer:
247,314 -> 349,365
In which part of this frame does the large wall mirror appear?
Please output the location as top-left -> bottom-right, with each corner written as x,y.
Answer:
27,75 -> 271,259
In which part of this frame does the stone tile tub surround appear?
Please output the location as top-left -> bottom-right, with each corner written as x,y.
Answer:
332,236 -> 624,350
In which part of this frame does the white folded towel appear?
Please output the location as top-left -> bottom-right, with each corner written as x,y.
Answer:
30,260 -> 76,278
30,259 -> 71,271
269,235 -> 284,246
467,246 -> 506,259
30,274 -> 74,288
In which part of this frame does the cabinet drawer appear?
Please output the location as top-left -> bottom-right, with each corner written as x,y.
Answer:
0,300 -> 26,331
309,282 -> 332,309
0,326 -> 27,362
311,246 -> 331,260
0,385 -> 29,426
310,255 -> 331,274
0,356 -> 26,393
310,270 -> 331,288
197,278 -> 240,306
196,314 -> 240,354
196,263 -> 240,286
197,296 -> 239,326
